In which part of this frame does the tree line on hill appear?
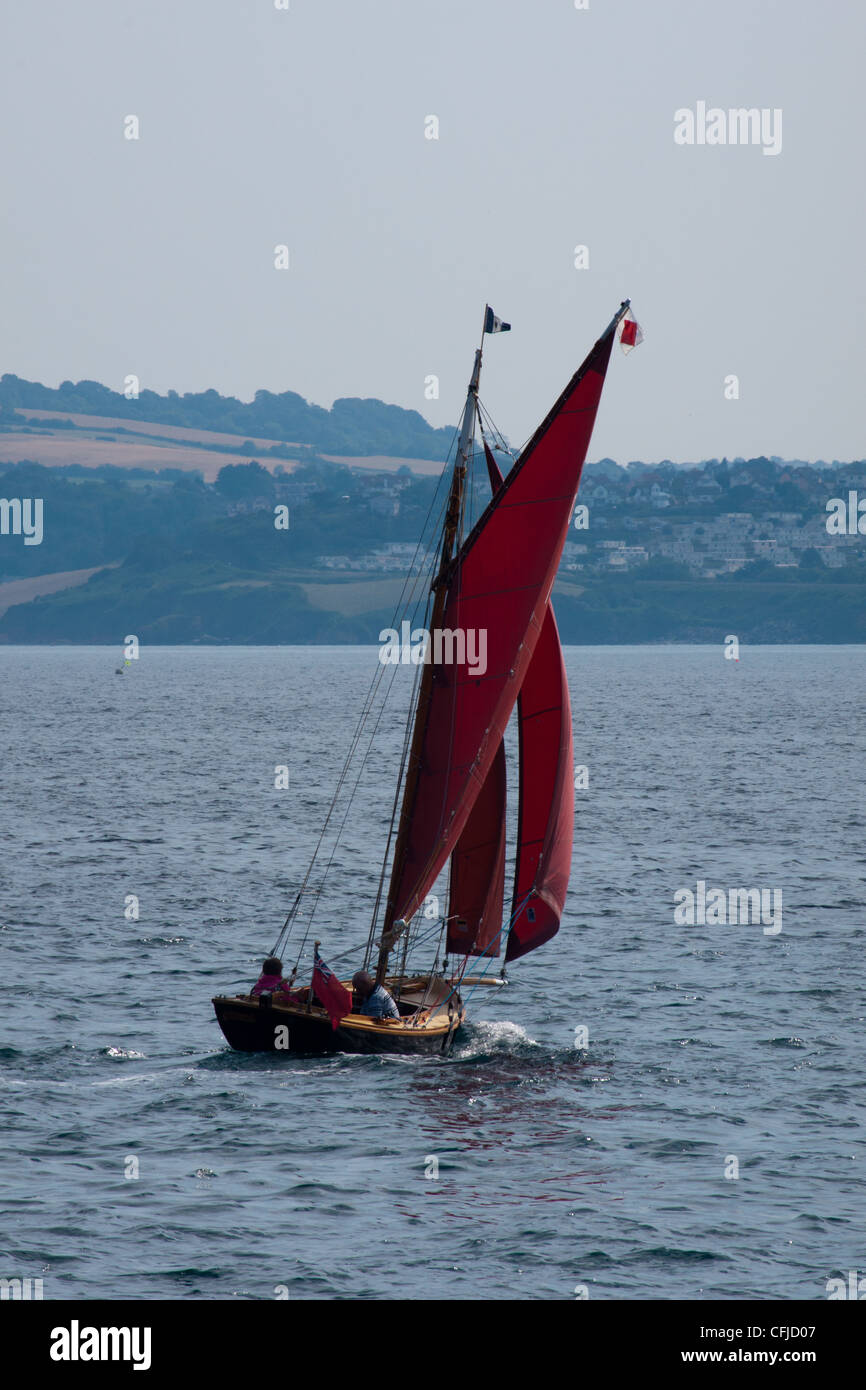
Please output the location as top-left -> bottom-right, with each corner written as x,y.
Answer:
0,374 -> 456,460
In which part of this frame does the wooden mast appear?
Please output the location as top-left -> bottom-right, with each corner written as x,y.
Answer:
374,342 -> 483,984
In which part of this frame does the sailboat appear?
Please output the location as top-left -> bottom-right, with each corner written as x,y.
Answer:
213,299 -> 635,1055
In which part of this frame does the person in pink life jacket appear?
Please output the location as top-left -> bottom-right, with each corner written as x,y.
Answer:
251,956 -> 303,1002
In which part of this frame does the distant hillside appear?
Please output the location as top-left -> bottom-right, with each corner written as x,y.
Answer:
4,547 -> 863,645
0,374 -> 455,461
0,407 -> 445,480
1,455 -> 864,645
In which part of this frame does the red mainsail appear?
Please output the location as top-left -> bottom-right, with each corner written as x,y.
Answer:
384,313 -> 619,932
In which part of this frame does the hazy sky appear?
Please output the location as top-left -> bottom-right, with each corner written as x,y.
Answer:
2,0 -> 863,461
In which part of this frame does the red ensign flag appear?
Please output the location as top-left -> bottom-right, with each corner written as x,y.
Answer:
312,951 -> 352,1030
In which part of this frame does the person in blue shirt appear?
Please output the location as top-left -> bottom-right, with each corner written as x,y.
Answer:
352,970 -> 400,1021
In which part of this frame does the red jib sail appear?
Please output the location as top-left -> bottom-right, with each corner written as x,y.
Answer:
384,312 -> 619,931
506,604 -> 574,960
481,442 -> 574,962
447,741 -> 506,957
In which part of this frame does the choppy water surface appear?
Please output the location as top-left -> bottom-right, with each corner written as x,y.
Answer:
1,645 -> 864,1300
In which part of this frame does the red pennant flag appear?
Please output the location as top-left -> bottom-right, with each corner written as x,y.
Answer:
312,951 -> 352,1030
619,311 -> 644,354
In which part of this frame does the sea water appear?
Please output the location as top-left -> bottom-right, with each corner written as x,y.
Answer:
0,645 -> 863,1300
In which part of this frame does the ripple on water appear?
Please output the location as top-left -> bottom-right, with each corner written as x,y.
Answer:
1,644 -> 864,1300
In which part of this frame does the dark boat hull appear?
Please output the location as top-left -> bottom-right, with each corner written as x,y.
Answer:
212,985 -> 463,1057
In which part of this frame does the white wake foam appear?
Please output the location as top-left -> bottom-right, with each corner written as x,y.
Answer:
453,1019 -> 538,1059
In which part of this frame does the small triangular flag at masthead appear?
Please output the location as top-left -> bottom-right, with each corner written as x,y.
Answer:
484,305 -> 511,335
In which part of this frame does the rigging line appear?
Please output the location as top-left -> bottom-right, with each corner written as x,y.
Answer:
284,398 -> 468,966
457,892 -> 534,1002
296,490 -> 449,957
273,451 -> 457,963
478,391 -> 528,460
292,623 -> 420,965
468,441 -> 487,533
464,442 -> 476,536
425,919 -> 447,985
391,911 -> 447,956
397,913 -> 411,993
454,950 -> 510,1009
298,932 -> 375,969
289,911 -> 443,996
405,920 -> 448,1022
275,656 -> 397,963
476,399 -> 516,461
298,524 -> 444,965
479,401 -> 517,462
273,643 -> 395,943
303,593 -> 428,948
362,591 -> 432,970
429,889 -> 535,1018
